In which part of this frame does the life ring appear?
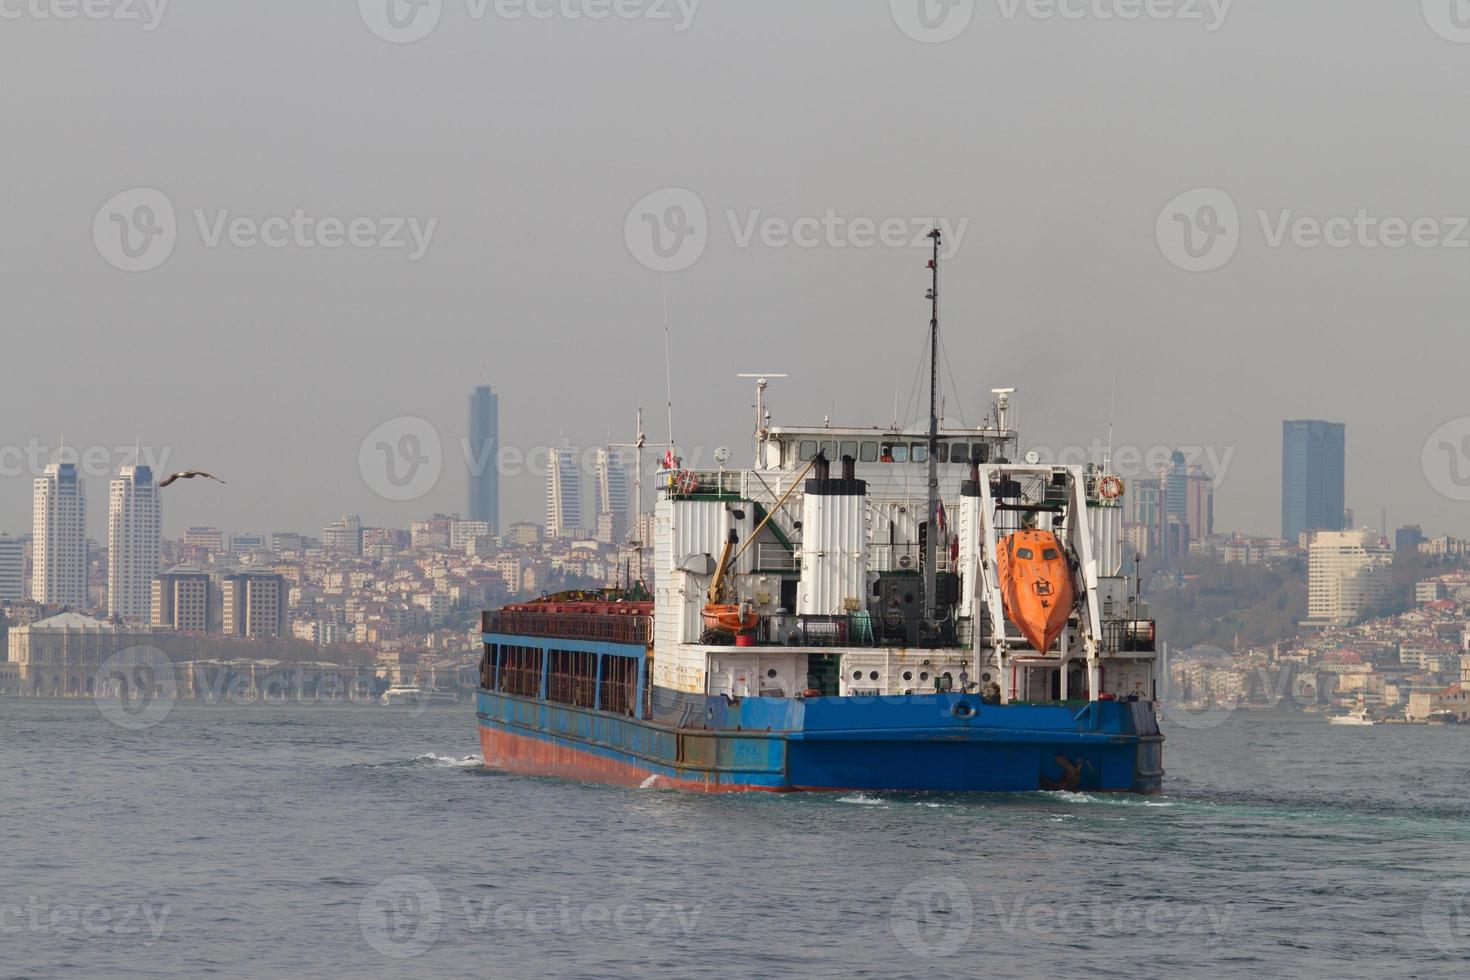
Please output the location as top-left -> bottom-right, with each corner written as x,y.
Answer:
1097,475 -> 1125,500
673,470 -> 700,495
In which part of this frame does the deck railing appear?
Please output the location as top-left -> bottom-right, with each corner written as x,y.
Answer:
484,610 -> 652,646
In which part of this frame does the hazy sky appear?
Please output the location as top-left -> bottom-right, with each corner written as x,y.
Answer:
3,1 -> 1469,542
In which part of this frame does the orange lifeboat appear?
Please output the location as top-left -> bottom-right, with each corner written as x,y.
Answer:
702,603 -> 758,635
995,529 -> 1075,654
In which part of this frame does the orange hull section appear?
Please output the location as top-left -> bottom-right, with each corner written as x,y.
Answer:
996,530 -> 1075,654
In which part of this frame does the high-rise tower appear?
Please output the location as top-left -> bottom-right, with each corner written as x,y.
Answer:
468,385 -> 500,533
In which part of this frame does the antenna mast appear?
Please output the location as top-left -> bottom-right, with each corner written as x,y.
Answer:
924,228 -> 941,625
662,278 -> 675,460
737,373 -> 789,468
610,406 -> 649,584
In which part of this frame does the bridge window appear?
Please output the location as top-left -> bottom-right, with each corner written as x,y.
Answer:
972,443 -> 991,463
799,441 -> 818,461
840,440 -> 858,461
820,440 -> 838,459
951,443 -> 969,464
859,441 -> 879,462
910,443 -> 928,463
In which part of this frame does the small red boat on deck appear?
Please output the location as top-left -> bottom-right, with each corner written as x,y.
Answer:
995,529 -> 1075,654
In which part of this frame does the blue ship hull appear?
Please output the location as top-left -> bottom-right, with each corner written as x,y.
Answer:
476,685 -> 1163,794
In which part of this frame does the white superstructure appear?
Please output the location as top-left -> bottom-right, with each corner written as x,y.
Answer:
648,395 -> 1158,707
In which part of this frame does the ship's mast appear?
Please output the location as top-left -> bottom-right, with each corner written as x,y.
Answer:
737,372 -> 788,468
611,406 -> 648,585
924,228 -> 941,624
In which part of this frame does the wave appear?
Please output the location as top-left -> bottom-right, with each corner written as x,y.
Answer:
358,753 -> 485,769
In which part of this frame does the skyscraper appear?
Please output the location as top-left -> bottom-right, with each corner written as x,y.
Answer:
593,448 -> 631,542
468,385 -> 500,533
32,462 -> 87,608
546,448 -> 583,539
108,464 -> 161,621
1282,420 -> 1346,544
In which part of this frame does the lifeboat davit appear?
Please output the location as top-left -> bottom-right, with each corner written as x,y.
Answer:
995,529 -> 1075,654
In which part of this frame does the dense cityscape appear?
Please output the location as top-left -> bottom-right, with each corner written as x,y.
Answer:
1,395 -> 1466,723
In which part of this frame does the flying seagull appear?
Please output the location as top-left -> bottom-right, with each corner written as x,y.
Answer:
158,470 -> 226,488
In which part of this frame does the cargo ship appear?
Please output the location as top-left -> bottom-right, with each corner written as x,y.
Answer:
476,231 -> 1163,793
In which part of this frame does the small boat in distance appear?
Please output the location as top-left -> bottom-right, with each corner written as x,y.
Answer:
1328,703 -> 1374,726
381,684 -> 460,707
995,529 -> 1075,654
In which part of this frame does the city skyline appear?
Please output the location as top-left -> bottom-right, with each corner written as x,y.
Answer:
1,405 -> 1458,548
